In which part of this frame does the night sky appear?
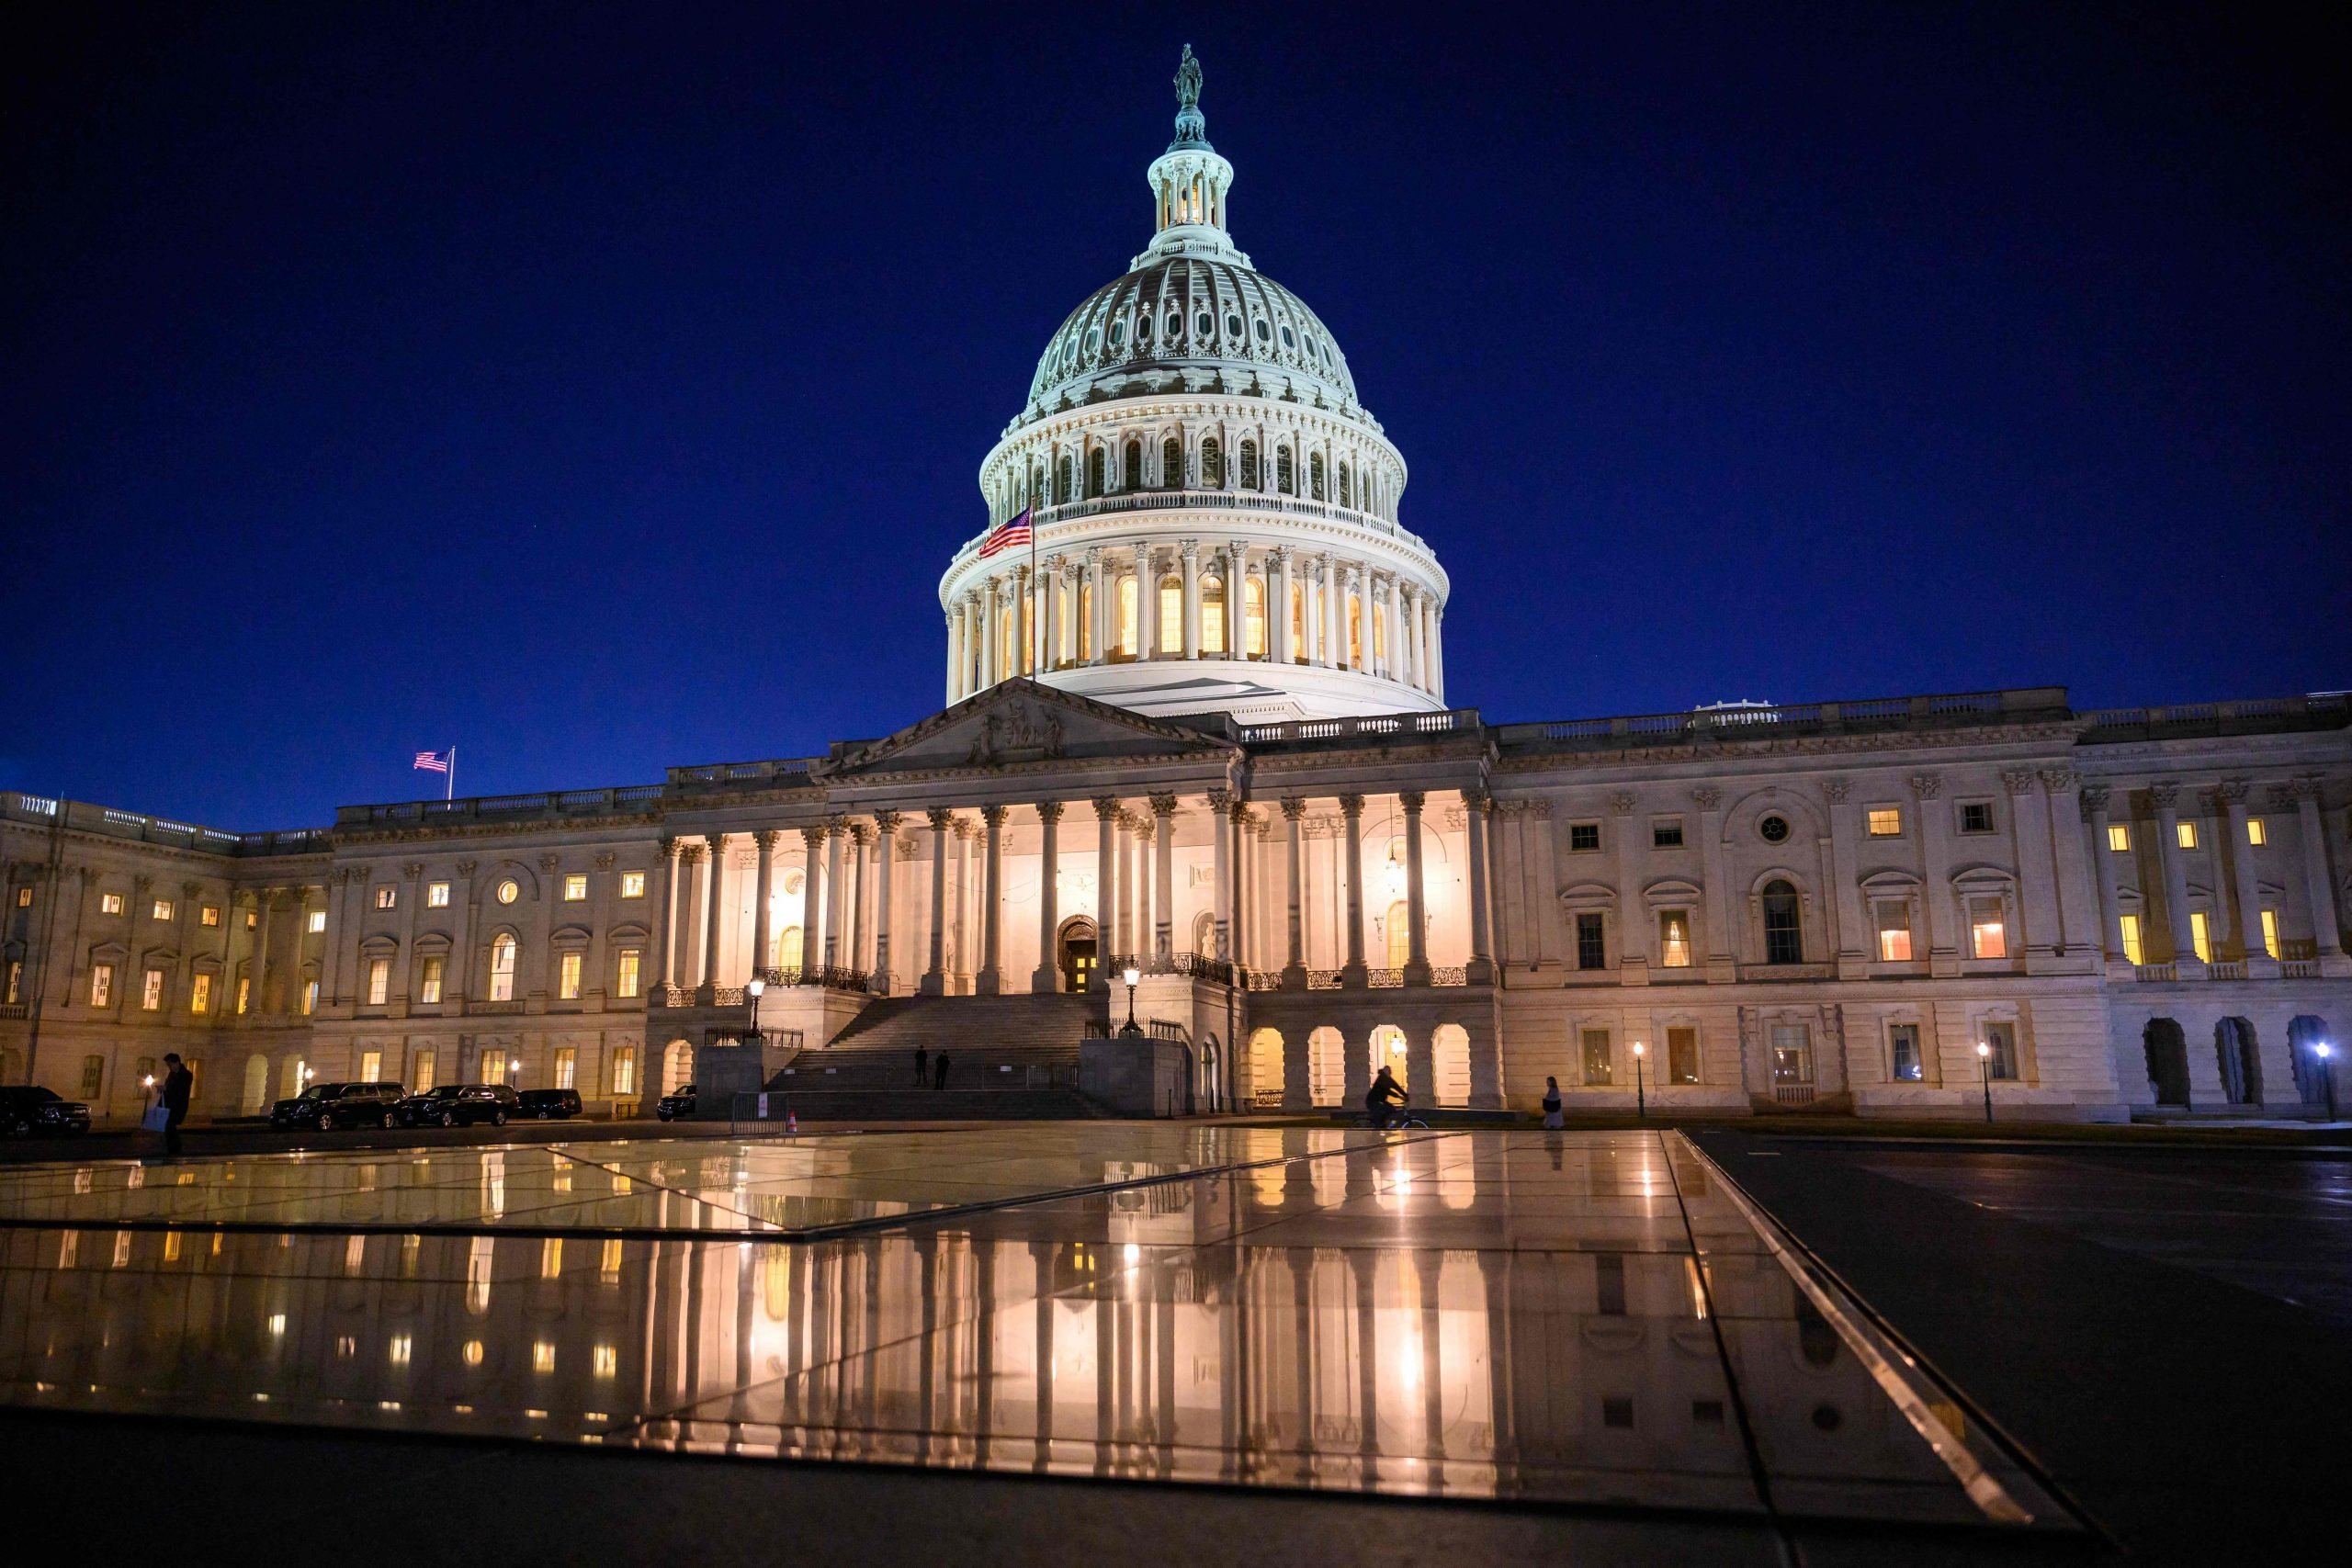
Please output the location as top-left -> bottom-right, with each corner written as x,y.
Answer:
5,4 -> 2346,829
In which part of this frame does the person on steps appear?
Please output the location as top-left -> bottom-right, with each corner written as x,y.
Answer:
915,1045 -> 929,1085
933,1052 -> 951,1091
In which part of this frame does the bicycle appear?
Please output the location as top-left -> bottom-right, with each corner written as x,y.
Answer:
1356,1109 -> 1430,1131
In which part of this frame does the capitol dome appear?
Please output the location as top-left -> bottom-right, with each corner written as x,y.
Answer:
941,48 -> 1453,726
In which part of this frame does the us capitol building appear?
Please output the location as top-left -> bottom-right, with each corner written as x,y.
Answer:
5,53 -> 2346,1126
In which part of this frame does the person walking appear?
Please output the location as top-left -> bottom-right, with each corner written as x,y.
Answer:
915,1045 -> 929,1085
160,1052 -> 194,1156
1541,1074 -> 1564,1131
933,1052 -> 951,1091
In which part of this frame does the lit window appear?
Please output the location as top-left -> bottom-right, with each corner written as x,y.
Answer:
199,903 -> 219,926
610,1046 -> 637,1097
367,958 -> 390,1006
1958,803 -> 1994,835
235,976 -> 250,1014
1968,897 -> 2007,959
413,1049 -> 436,1093
2246,818 -> 2267,847
1158,576 -> 1182,654
1875,900 -> 1913,962
619,871 -> 646,899
616,949 -> 641,999
1581,1029 -> 1612,1086
427,882 -> 450,908
2108,824 -> 2131,852
594,1344 -> 617,1379
482,1055 -> 506,1085
1866,807 -> 1902,837
1568,822 -> 1600,852
553,1046 -> 577,1089
540,1237 -> 563,1279
375,886 -> 396,910
1657,911 -> 1692,968
152,898 -> 174,921
1202,575 -> 1227,655
559,952 -> 582,1000
490,933 -> 517,1000
141,969 -> 164,1010
420,955 -> 445,1004
1,961 -> 16,1005
244,909 -> 257,930
359,1050 -> 381,1083
2260,909 -> 2280,961
13,887 -> 28,908
89,964 -> 114,1007
100,893 -> 125,915
1652,818 -> 1684,849
1888,1022 -> 1923,1082
1983,1021 -> 2018,1080
496,880 -> 519,905
2119,914 -> 2143,965
2189,910 -> 2211,964
563,874 -> 587,902
308,910 -> 325,933
1667,1027 -> 1700,1085
2176,821 -> 2198,850
189,973 -> 211,1014
302,980 -> 317,1015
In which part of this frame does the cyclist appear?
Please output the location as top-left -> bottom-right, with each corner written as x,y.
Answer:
1365,1065 -> 1409,1130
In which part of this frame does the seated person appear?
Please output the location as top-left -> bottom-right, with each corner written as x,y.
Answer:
1365,1065 -> 1409,1128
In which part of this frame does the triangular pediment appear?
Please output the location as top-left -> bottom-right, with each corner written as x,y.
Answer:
821,680 -> 1236,778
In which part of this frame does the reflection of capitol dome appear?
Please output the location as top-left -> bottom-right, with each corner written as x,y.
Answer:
940,47 -> 1451,725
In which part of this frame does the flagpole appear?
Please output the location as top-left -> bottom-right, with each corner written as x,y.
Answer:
447,745 -> 456,802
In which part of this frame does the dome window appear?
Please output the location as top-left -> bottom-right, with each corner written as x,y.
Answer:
1252,318 -> 1270,343
1195,311 -> 1212,338
1225,312 -> 1241,337
1110,321 -> 1125,348
1163,313 -> 1180,340
1280,324 -> 1295,349
1086,327 -> 1101,354
1137,318 -> 1153,344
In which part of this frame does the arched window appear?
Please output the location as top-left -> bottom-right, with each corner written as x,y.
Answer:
1275,446 -> 1295,494
1030,462 -> 1045,505
1116,575 -> 1138,658
1309,452 -> 1326,501
1339,461 -> 1353,509
1162,435 -> 1182,489
1202,436 -> 1224,488
1373,601 -> 1386,667
490,933 -> 517,1001
1347,592 -> 1363,668
775,926 -> 803,971
1158,575 -> 1182,655
1057,456 -> 1073,503
1386,899 -> 1412,969
1244,576 -> 1266,658
1289,581 -> 1306,661
1761,881 -> 1803,965
1123,438 -> 1143,491
1240,439 -> 1260,489
1078,578 -> 1093,660
1201,574 -> 1226,653
1086,446 -> 1105,498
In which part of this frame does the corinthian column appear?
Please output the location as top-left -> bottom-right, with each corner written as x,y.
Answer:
1091,796 -> 1121,990
824,818 -> 849,971
751,830 -> 777,978
1338,794 -> 1367,986
978,805 -> 1007,994
1400,792 -> 1431,986
922,809 -> 953,996
871,813 -> 901,995
1207,789 -> 1233,961
700,833 -> 726,992
1282,798 -> 1307,988
1033,801 -> 1063,992
1150,794 -> 1176,958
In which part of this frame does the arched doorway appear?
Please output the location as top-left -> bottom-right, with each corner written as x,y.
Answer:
1371,1024 -> 1408,1095
662,1039 -> 694,1095
1057,916 -> 1098,994
2214,1018 -> 2261,1105
774,925 -> 804,972
1308,1026 -> 1345,1106
2143,1019 -> 2190,1106
1248,1027 -> 1283,1107
2289,1017 -> 2333,1111
1199,1034 -> 1221,1113
242,1054 -> 270,1114
1432,1023 -> 1472,1107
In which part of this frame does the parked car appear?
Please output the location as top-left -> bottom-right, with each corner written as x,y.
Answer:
271,1081 -> 405,1131
515,1088 -> 582,1120
395,1083 -> 520,1128
655,1085 -> 695,1121
0,1086 -> 91,1138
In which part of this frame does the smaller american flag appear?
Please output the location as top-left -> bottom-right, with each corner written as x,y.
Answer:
977,506 -> 1033,559
413,750 -> 450,773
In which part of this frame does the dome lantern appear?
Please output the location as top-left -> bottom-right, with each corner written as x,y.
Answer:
1141,46 -> 1239,267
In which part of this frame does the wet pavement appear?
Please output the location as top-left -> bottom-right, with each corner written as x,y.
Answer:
0,1127 -> 2087,1554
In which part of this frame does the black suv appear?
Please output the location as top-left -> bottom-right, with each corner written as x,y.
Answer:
271,1081 -> 405,1131
515,1088 -> 582,1120
0,1086 -> 92,1138
655,1084 -> 695,1122
396,1083 -> 520,1128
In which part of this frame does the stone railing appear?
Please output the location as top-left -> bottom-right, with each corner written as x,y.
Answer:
2282,960 -> 2324,979
753,965 -> 874,991
7,793 -> 324,857
666,758 -> 820,792
974,490 -> 1431,557
1365,968 -> 1405,988
1430,966 -> 1469,987
340,784 -> 663,829
1238,709 -> 1477,747
2076,693 -> 2349,742
1495,689 -> 2072,758
2132,964 -> 2178,983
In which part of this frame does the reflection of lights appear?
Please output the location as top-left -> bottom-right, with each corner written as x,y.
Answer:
533,1341 -> 556,1373
335,1336 -> 356,1359
266,1314 -> 286,1337
594,1344 -> 618,1378
1123,1243 -> 1140,1265
390,1335 -> 412,1365
1399,1340 -> 1421,1388
461,1340 -> 483,1366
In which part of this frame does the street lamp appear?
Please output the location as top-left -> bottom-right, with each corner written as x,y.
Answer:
509,1057 -> 522,1087
2318,1042 -> 2337,1122
746,975 -> 765,1042
1975,1041 -> 1993,1124
1119,964 -> 1142,1037
1632,1041 -> 1646,1121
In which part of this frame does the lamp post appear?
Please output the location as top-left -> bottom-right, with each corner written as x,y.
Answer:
1632,1041 -> 1646,1121
746,975 -> 765,1044
2318,1042 -> 2337,1122
509,1056 -> 522,1088
1976,1041 -> 1993,1124
1120,964 -> 1142,1037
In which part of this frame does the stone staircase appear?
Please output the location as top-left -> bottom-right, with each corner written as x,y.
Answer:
763,992 -> 1110,1120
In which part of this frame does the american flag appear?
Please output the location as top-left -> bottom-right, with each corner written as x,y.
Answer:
413,750 -> 450,773
977,506 -> 1032,559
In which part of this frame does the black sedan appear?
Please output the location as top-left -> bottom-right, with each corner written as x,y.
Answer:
655,1085 -> 695,1122
311,1081 -> 407,1131
0,1086 -> 91,1138
515,1088 -> 582,1120
396,1084 -> 520,1128
269,1082 -> 390,1131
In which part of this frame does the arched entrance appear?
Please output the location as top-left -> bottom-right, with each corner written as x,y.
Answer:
2289,1017 -> 2333,1111
2214,1018 -> 2261,1105
1247,1027 -> 1283,1107
1057,916 -> 1098,994
2143,1019 -> 2190,1106
242,1054 -> 270,1114
1432,1023 -> 1472,1107
1371,1024 -> 1408,1094
1308,1026 -> 1345,1106
1199,1033 -> 1221,1113
662,1039 -> 694,1095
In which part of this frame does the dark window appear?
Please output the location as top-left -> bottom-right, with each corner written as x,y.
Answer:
1985,1021 -> 2019,1081
1762,880 -> 1803,964
1577,913 -> 1607,970
1275,446 -> 1295,494
1601,1397 -> 1634,1429
1568,822 -> 1600,852
1057,457 -> 1073,502
1202,437 -> 1223,487
1889,1023 -> 1922,1082
1086,447 -> 1104,498
1162,436 -> 1182,488
1668,1026 -> 1700,1084
1960,802 -> 1995,834
1309,452 -> 1326,500
1239,439 -> 1260,488
1758,814 -> 1790,844
1123,439 -> 1142,491
1652,819 -> 1684,849
1594,1254 -> 1626,1315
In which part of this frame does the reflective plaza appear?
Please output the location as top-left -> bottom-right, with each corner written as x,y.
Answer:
0,1128 -> 2075,1534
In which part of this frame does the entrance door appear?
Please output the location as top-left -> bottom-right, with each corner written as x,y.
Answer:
1057,918 -> 1098,994
2143,1019 -> 2191,1105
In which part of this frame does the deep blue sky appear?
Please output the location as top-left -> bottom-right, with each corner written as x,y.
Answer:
6,3 -> 2346,829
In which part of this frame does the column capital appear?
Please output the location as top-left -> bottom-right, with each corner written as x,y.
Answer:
1608,791 -> 1636,816
403,863 -> 424,880
1091,795 -> 1122,820
1084,544 -> 1103,565
1204,787 -> 1233,813
752,829 -> 780,851
2214,777 -> 2251,805
1337,793 -> 1365,818
674,844 -> 701,867
925,807 -> 956,830
2079,784 -> 2111,818
1035,800 -> 1066,824
1821,778 -> 1851,804
2148,782 -> 2180,808
658,836 -> 679,859
1179,537 -> 1200,560
2001,768 -> 2038,796
955,818 -> 981,841
849,821 -> 876,845
181,879 -> 204,899
979,803 -> 1009,827
1148,792 -> 1179,818
800,825 -> 828,849
703,830 -> 727,852
1909,773 -> 1943,800
1690,786 -> 1722,812
455,859 -> 480,877
1398,790 -> 1426,812
2039,769 -> 2079,795
872,809 -> 904,831
1461,786 -> 1492,813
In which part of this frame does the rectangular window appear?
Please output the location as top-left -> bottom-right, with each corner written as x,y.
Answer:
2108,823 -> 2132,852
302,979 -> 317,1015
1667,1026 -> 1699,1085
367,957 -> 390,1006
189,972 -> 211,1014
619,871 -> 646,899
141,968 -> 164,1010
308,909 -> 325,933
1866,807 -> 1902,837
13,886 -> 28,908
1968,897 -> 2007,959
375,886 -> 397,909
89,964 -> 114,1008
427,882 -> 450,908
80,1055 -> 103,1097
235,976 -> 251,1014
420,955 -> 445,1004
1581,1028 -> 1612,1086
2246,818 -> 2267,847
413,1049 -> 436,1093
482,1055 -> 506,1086
1568,822 -> 1600,852
1770,1024 -> 1813,1086
2260,908 -> 2280,961
152,898 -> 174,921
1576,912 -> 1607,971
2189,910 -> 2211,964
616,949 -> 641,998
1888,1023 -> 1923,1082
559,951 -> 582,1000
2,960 -> 17,1005
554,1047 -> 577,1089
563,874 -> 587,902
199,903 -> 220,926
1875,899 -> 1914,962
2176,821 -> 2198,850
359,1050 -> 382,1083
1657,912 -> 1692,968
100,893 -> 125,915
611,1046 -> 638,1097
1651,818 -> 1684,849
1958,802 -> 1994,835
2120,913 -> 2143,965
244,909 -> 257,930
1983,1021 -> 2018,1080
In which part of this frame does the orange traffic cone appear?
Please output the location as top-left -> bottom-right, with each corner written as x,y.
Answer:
786,1110 -> 797,1136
